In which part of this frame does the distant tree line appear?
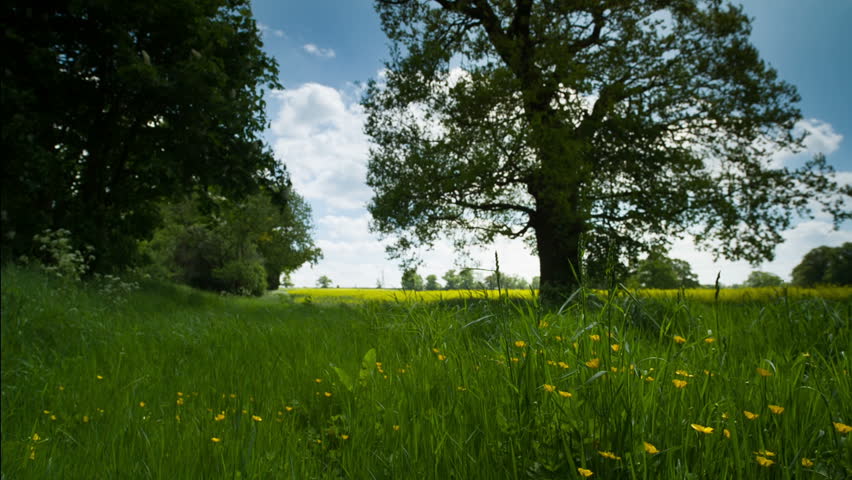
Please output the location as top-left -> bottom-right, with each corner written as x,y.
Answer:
396,242 -> 851,291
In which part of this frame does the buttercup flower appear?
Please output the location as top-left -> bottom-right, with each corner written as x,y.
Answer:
672,379 -> 688,388
768,404 -> 784,414
611,344 -> 620,352
251,415 -> 262,422
723,429 -> 731,439
643,441 -> 659,454
577,467 -> 594,477
690,424 -> 713,434
673,335 -> 687,344
756,367 -> 772,377
558,390 -> 573,398
756,456 -> 774,467
744,411 -> 759,420
589,334 -> 601,342
211,437 -> 221,443
542,384 -> 556,392
834,422 -> 852,434
585,358 -> 600,369
598,451 -> 621,460
514,340 -> 527,348
801,458 -> 814,467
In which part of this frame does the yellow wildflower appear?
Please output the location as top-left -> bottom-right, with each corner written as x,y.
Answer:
324,392 -> 332,397
756,367 -> 772,377
340,434 -> 349,440
215,412 -> 226,421
82,415 -> 89,423
432,348 -> 440,354
285,406 -> 293,412
744,411 -> 759,420
555,335 -> 563,341
589,334 -> 601,342
50,415 -> 57,421
598,451 -> 621,461
32,433 -> 40,441
721,412 -> 730,419
801,458 -> 814,467
314,378 -> 323,383
754,450 -> 775,457
672,379 -> 688,389
58,385 -> 64,391
723,428 -> 731,439
834,422 -> 852,434
704,337 -> 715,343
176,397 -> 184,406
29,448 -> 36,460
211,437 -> 221,443
252,415 -> 262,422
577,467 -> 594,477
96,375 -> 104,380
138,402 -> 146,408
542,384 -> 556,392
690,424 -> 713,434
558,390 -> 573,398
585,358 -> 600,369
611,344 -> 620,352
514,340 -> 527,348
438,354 -> 447,361
675,369 -> 693,377
393,425 -> 400,431
644,376 -> 655,382
673,335 -> 687,344
643,441 -> 659,454
756,456 -> 774,467
547,360 -> 557,366
768,404 -> 784,414
558,361 -> 570,369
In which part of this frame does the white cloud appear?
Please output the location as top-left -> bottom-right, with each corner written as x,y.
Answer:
303,43 -> 336,58
257,22 -> 285,38
771,118 -> 843,166
269,83 -> 370,210
671,221 -> 852,285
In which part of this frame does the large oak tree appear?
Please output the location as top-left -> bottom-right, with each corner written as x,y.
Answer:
363,0 -> 850,301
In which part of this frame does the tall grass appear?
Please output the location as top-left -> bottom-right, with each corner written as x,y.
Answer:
2,265 -> 850,478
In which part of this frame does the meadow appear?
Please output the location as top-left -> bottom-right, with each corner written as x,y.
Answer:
2,265 -> 850,479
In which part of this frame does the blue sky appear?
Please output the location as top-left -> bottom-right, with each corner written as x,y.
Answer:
251,0 -> 851,287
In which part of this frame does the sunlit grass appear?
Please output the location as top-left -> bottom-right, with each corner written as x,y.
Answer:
2,265 -> 850,478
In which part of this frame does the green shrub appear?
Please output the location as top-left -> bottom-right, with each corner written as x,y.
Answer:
213,258 -> 267,296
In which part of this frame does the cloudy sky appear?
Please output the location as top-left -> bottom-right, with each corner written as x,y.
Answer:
250,0 -> 851,288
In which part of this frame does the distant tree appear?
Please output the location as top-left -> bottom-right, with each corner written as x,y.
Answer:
531,277 -> 541,290
792,243 -> 852,286
630,249 -> 699,289
317,276 -> 333,289
457,269 -> 479,289
442,269 -> 460,290
401,268 -> 424,291
484,273 -> 529,290
363,0 -> 850,304
425,274 -> 441,290
744,271 -> 784,288
1,0 -> 284,271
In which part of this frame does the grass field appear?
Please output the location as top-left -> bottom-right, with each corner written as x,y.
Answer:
2,265 -> 850,478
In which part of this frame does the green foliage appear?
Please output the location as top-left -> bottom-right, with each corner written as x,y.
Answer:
145,190 -> 320,295
792,242 -> 852,286
744,270 -> 785,288
793,242 -> 852,286
629,249 -> 700,289
1,0 -> 283,271
212,259 -> 267,297
442,269 -> 461,289
363,0 -> 849,300
401,268 -> 424,290
424,274 -> 441,290
483,272 -> 529,290
316,275 -> 333,288
29,229 -> 95,281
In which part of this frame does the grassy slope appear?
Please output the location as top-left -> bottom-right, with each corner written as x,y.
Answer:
2,266 -> 850,479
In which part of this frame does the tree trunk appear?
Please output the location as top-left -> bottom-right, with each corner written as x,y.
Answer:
532,187 -> 585,306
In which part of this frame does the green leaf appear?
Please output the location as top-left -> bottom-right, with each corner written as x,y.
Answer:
358,348 -> 377,387
332,366 -> 353,393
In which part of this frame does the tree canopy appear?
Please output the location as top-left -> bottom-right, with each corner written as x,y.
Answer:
791,243 -> 851,286
363,0 -> 850,302
2,0 -> 285,270
743,270 -> 784,288
628,249 -> 699,289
